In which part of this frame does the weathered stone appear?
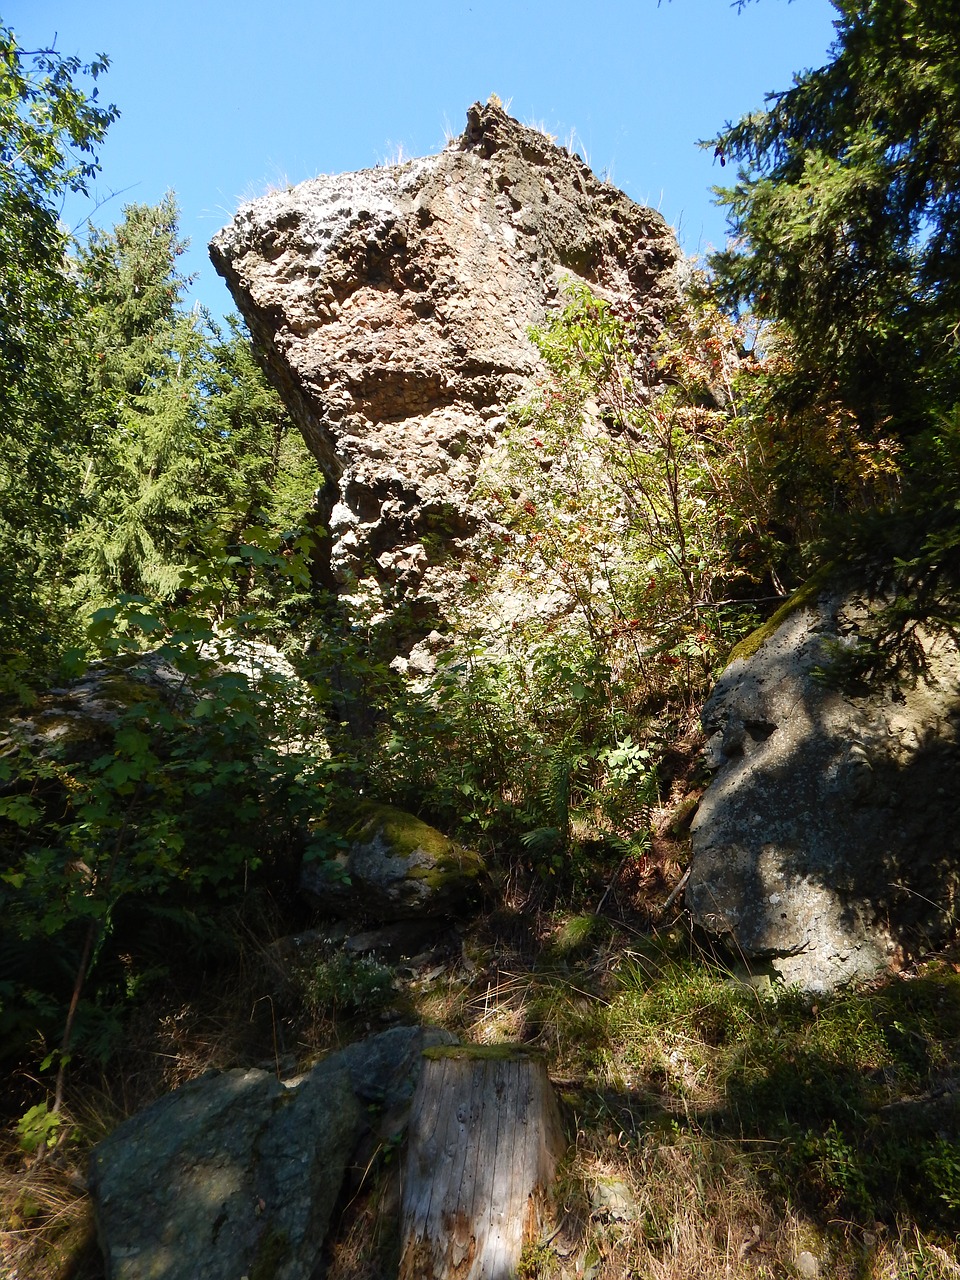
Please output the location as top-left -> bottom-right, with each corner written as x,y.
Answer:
589,1176 -> 640,1223
301,801 -> 485,921
688,586 -> 960,991
1,642 -> 307,763
1,654 -> 183,760
797,1250 -> 820,1279
90,1025 -> 456,1280
209,101 -> 679,628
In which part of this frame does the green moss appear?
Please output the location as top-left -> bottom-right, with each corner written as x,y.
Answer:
406,854 -> 483,887
347,802 -> 484,879
26,713 -> 101,747
250,1226 -> 290,1280
724,565 -> 835,668
348,803 -> 451,859
423,1043 -> 543,1062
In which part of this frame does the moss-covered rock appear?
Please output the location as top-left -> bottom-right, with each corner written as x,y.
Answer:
301,802 -> 485,922
723,565 -> 835,669
0,653 -> 186,760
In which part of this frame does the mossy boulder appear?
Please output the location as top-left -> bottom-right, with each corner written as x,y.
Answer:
722,565 -> 834,669
300,802 -> 486,921
1,653 -> 186,759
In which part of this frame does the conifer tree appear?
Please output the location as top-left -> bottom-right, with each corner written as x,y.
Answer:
70,197 -> 319,610
710,0 -> 960,435
0,27 -> 116,689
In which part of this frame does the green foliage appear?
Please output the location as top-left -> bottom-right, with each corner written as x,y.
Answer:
67,196 -> 320,610
609,950 -> 960,1231
0,27 -> 117,692
363,629 -> 658,884
477,281 -> 779,706
301,953 -> 395,1018
710,0 -> 960,437
705,1 -> 960,681
807,409 -> 960,686
516,1239 -> 559,1279
15,1102 -> 62,1155
0,537 -> 336,1073
0,158 -> 321,699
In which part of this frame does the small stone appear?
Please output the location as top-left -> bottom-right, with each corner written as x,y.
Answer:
589,1177 -> 638,1222
797,1249 -> 820,1278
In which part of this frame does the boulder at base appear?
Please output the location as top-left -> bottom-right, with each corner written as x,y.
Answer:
301,802 -> 485,920
89,1025 -> 455,1280
688,585 -> 960,992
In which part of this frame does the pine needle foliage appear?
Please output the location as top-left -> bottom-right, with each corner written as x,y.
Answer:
710,0 -> 960,437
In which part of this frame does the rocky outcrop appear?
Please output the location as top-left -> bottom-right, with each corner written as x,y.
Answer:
301,802 -> 485,920
90,1025 -> 456,1280
688,586 -> 960,991
210,100 -> 679,623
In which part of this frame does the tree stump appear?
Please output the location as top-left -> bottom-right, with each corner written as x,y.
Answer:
399,1044 -> 565,1280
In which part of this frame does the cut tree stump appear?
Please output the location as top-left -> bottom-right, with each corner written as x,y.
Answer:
399,1044 -> 566,1280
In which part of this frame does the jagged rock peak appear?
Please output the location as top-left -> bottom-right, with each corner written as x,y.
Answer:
210,100 -> 680,609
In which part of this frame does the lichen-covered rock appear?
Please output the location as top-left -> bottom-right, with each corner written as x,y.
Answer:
90,1025 -> 456,1280
209,100 -> 679,622
0,654 -> 184,758
301,802 -> 484,920
688,586 -> 960,992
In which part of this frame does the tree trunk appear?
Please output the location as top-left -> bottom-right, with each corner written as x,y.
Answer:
399,1045 -> 565,1280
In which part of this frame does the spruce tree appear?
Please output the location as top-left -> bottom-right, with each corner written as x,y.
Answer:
710,0 -> 960,435
0,27 -> 116,690
70,198 -> 319,611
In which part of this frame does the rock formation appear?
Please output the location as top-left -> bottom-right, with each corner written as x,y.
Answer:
301,801 -> 485,920
210,100 -> 679,629
688,585 -> 960,991
90,1025 -> 456,1280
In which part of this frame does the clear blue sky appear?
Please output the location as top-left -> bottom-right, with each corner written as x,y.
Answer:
14,0 -> 837,317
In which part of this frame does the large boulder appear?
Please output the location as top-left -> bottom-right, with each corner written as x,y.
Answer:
89,1024 -> 456,1280
301,801 -> 485,921
209,100 -> 679,620
688,585 -> 960,991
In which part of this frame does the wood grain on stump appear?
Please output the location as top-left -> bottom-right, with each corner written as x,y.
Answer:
399,1045 -> 565,1280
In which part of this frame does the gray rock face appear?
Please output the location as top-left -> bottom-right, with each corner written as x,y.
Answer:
90,1025 -> 456,1280
688,588 -> 960,991
301,802 -> 485,921
210,100 -> 679,614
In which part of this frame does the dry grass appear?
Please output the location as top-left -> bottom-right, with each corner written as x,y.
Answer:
0,1133 -> 99,1280
325,1164 -> 403,1280
3,892 -> 958,1280
552,1135 -> 797,1280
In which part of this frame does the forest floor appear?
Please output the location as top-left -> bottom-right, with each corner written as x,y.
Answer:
3,813 -> 960,1280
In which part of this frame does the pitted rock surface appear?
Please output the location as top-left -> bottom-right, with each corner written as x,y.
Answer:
210,100 -> 679,612
688,588 -> 960,992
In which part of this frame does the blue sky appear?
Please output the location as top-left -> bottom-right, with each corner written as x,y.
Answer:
15,0 -> 837,317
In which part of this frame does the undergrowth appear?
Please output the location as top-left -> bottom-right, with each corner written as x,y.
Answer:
4,285 -> 960,1280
